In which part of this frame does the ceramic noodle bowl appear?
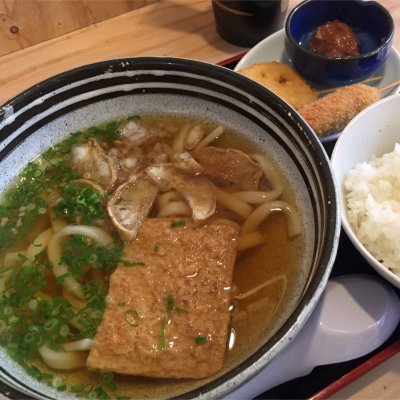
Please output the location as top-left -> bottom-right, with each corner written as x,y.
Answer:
0,57 -> 340,399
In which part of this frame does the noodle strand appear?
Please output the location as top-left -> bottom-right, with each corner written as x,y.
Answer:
241,200 -> 302,237
38,344 -> 88,370
209,183 -> 253,219
157,201 -> 191,217
194,125 -> 224,151
47,225 -> 114,299
25,228 -> 54,263
234,275 -> 287,300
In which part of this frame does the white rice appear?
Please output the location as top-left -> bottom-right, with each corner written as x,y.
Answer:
344,143 -> 400,276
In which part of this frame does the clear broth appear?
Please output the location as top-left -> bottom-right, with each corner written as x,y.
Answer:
0,114 -> 305,398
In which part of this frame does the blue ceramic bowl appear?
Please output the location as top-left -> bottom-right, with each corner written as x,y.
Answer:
285,0 -> 394,87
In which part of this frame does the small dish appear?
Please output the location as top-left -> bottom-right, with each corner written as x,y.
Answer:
234,29 -> 400,143
285,0 -> 394,87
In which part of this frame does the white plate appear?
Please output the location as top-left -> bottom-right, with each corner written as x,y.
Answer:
234,29 -> 400,143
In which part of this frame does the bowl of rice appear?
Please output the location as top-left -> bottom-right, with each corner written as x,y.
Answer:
331,93 -> 400,288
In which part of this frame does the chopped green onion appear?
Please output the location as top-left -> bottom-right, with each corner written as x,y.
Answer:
100,372 -> 114,385
91,310 -> 103,320
51,376 -> 65,390
175,306 -> 188,314
166,295 -> 174,312
100,371 -> 117,391
195,335 -> 208,344
28,324 -> 41,334
124,310 -> 139,327
8,315 -> 19,327
56,272 -> 71,284
59,324 -> 70,338
117,301 -> 126,307
28,299 -> 38,310
160,316 -> 167,351
3,305 -> 13,316
24,333 -> 35,344
127,115 -> 141,121
171,219 -> 186,228
166,295 -> 188,314
88,391 -> 98,400
44,318 -> 58,332
121,260 -> 145,267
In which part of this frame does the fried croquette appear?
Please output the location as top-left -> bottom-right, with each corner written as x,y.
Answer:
239,61 -> 317,110
298,83 -> 380,137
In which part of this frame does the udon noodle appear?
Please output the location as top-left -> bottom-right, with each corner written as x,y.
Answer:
0,114 -> 304,398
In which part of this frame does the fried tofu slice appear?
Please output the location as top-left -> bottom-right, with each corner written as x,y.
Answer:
87,218 -> 239,379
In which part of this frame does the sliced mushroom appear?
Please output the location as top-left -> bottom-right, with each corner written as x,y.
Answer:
171,152 -> 204,175
71,139 -> 118,190
193,146 -> 263,190
108,144 -> 145,185
107,175 -> 159,241
146,164 -> 216,222
118,120 -> 152,146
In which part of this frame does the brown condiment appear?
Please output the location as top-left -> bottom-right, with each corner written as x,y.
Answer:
307,20 -> 360,58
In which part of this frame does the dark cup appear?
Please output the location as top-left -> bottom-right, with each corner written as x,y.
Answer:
212,0 -> 288,47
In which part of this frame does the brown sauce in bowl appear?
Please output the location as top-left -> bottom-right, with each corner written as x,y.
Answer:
307,20 -> 360,58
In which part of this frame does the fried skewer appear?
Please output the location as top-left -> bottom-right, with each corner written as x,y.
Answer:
298,80 -> 400,137
316,75 -> 383,96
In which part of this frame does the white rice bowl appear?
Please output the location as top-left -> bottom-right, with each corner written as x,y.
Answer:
331,93 -> 400,289
344,143 -> 400,276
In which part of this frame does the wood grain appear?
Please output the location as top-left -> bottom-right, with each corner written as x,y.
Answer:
0,0 -> 246,105
0,0 -> 398,107
0,0 -> 156,56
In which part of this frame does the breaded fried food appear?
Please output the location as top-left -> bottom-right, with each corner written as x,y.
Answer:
239,61 -> 317,110
299,83 -> 380,137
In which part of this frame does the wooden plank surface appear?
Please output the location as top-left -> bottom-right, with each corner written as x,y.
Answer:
0,0 -> 244,105
0,0 -> 156,56
330,351 -> 400,399
0,0 -> 399,107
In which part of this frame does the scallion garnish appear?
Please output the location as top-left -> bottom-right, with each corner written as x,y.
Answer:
195,335 -> 208,344
127,115 -> 141,121
59,235 -> 124,280
160,316 -> 167,351
121,260 -> 145,267
100,371 -> 117,391
124,310 -> 139,327
166,295 -> 175,312
171,219 -> 186,228
166,295 -> 188,314
175,306 -> 188,314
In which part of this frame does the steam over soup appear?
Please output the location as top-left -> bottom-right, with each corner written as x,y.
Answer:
0,115 -> 304,398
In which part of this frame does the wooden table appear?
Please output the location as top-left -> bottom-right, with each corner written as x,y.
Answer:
2,0 -> 398,107
0,1 -> 399,398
